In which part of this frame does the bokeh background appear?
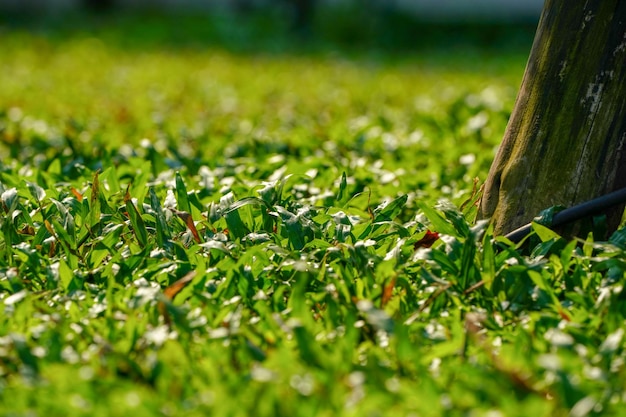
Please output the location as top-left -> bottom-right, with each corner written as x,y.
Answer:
0,0 -> 544,19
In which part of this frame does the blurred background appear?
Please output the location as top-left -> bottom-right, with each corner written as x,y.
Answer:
0,0 -> 544,20
0,0 -> 547,233
0,0 -> 544,172
0,0 -> 544,56
0,0 -> 544,25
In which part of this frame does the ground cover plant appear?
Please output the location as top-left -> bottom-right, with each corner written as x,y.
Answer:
1,9 -> 626,417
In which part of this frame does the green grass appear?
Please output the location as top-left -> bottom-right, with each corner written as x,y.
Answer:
1,10 -> 626,417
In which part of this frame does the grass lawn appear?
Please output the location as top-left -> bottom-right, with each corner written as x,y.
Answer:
1,9 -> 625,417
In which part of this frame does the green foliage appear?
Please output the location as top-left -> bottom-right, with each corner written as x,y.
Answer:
0,11 -> 624,417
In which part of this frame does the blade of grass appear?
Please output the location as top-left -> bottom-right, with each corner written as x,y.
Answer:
175,172 -> 192,214
124,186 -> 148,248
149,187 -> 172,248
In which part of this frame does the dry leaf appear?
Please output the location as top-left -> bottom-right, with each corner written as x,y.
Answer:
414,230 -> 440,249
70,187 -> 83,202
159,271 -> 197,327
381,277 -> 396,307
173,209 -> 202,244
163,270 -> 197,300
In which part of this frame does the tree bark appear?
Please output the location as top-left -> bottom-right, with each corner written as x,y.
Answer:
479,0 -> 626,236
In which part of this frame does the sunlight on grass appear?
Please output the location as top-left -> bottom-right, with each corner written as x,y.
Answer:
2,10 -> 625,417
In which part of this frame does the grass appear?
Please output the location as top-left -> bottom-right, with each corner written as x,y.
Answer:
1,8 -> 626,417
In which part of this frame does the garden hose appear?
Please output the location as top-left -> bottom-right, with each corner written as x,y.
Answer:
504,187 -> 626,243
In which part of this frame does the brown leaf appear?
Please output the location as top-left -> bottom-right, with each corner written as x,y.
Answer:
70,187 -> 83,202
381,277 -> 396,308
159,271 -> 197,327
173,209 -> 202,244
91,170 -> 100,205
163,271 -> 197,301
123,184 -> 132,203
414,230 -> 440,249
19,225 -> 35,235
44,219 -> 55,236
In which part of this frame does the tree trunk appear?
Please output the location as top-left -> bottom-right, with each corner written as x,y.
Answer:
479,0 -> 626,237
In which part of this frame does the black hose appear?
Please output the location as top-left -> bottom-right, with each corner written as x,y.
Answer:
504,187 -> 626,243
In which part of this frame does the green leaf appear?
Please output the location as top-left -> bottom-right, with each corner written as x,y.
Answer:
440,203 -> 471,238
125,199 -> 148,248
88,171 -> 102,232
88,243 -> 111,269
175,171 -> 192,214
416,201 -> 459,237
481,226 -> 496,290
47,218 -> 78,269
336,171 -> 348,205
534,205 -> 566,226
459,237 -> 478,290
430,248 -> 459,276
224,196 -> 270,213
99,165 -> 120,199
373,194 -> 408,222
1,187 -> 19,213
26,181 -> 46,202
292,323 -> 324,369
149,187 -> 171,248
130,164 -> 151,209
531,221 -> 560,242
609,226 -> 626,249
224,208 -> 248,241
57,258 -> 76,291
275,206 -> 309,250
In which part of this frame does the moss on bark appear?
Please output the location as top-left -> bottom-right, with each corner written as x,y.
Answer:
479,0 -> 626,236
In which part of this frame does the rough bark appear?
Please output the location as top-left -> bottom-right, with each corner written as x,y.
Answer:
479,0 -> 626,236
